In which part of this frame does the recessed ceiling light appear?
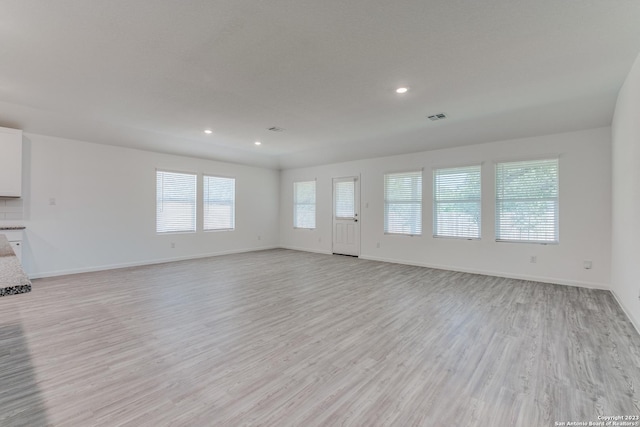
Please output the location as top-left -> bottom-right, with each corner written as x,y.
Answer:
396,87 -> 408,94
254,141 -> 262,146
204,129 -> 213,134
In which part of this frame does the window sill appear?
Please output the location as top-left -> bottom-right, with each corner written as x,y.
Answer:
433,235 -> 481,241
157,231 -> 196,235
495,239 -> 559,245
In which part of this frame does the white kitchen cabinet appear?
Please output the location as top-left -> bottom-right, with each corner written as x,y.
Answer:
1,230 -> 24,264
9,241 -> 22,262
0,127 -> 23,197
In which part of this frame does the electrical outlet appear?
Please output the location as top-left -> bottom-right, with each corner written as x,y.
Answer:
583,260 -> 592,270
376,242 -> 380,248
257,235 -> 261,240
170,242 -> 175,249
530,256 -> 537,263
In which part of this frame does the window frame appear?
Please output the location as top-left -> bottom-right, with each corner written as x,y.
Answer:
156,169 -> 198,234
293,180 -> 317,230
203,174 -> 236,232
495,158 -> 559,244
384,170 -> 423,236
433,164 -> 482,240
334,178 -> 356,220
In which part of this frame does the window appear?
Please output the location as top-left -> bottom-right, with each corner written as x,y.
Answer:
293,181 -> 316,229
156,170 -> 197,233
204,175 -> 235,231
384,171 -> 422,235
433,165 -> 481,239
334,179 -> 355,218
495,158 -> 559,243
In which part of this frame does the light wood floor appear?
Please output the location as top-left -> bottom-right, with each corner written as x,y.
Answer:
1,249 -> 639,426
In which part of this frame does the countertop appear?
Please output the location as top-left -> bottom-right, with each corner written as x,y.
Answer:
0,234 -> 31,296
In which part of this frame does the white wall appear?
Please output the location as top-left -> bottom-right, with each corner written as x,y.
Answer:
20,133 -> 280,278
9,125 -> 614,291
611,52 -> 640,330
280,127 -> 612,288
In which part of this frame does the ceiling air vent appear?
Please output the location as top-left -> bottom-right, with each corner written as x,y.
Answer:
268,126 -> 285,132
427,113 -> 447,121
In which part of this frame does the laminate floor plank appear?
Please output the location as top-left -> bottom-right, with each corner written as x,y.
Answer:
1,249 -> 639,426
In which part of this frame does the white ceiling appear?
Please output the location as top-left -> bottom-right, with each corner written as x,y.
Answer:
1,1 -> 639,169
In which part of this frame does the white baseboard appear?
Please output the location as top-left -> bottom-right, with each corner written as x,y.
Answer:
357,254 -> 610,290
28,246 -> 279,279
610,289 -> 640,337
279,245 -> 332,255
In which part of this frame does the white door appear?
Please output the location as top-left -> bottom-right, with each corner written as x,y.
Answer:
332,176 -> 360,256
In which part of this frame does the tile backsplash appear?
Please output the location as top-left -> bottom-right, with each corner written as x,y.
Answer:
0,199 -> 24,220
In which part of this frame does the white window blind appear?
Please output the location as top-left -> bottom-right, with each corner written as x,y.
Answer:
496,158 -> 559,243
293,181 -> 316,229
156,170 -> 197,233
204,175 -> 235,231
334,180 -> 355,218
384,171 -> 422,235
433,165 -> 481,239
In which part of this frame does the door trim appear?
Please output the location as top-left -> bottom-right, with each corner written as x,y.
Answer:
332,175 -> 361,257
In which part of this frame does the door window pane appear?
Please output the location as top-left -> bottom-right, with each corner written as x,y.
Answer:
335,180 -> 355,218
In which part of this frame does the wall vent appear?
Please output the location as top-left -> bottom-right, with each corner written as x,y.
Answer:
268,126 -> 285,132
427,113 -> 447,121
